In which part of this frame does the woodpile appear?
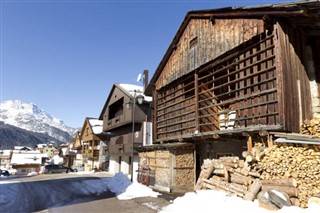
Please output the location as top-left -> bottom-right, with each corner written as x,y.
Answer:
255,144 -> 320,208
300,118 -> 320,136
196,143 -> 320,209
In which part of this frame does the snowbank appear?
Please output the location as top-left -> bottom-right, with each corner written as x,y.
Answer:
105,172 -> 161,200
160,190 -> 319,213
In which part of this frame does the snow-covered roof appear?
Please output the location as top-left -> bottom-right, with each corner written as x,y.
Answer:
14,146 -> 32,151
0,150 -> 12,156
35,144 -> 47,149
12,150 -> 41,154
88,119 -> 103,134
10,152 -> 47,165
118,84 -> 152,102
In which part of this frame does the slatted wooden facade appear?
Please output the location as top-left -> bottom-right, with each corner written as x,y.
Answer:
147,2 -> 320,143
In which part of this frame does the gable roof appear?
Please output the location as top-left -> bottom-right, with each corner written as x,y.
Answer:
145,0 -> 320,95
88,118 -> 103,134
73,131 -> 82,147
10,152 -> 47,165
99,83 -> 152,119
79,117 -> 103,136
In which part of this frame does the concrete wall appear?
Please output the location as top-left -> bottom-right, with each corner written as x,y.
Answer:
120,156 -> 130,175
109,156 -> 120,174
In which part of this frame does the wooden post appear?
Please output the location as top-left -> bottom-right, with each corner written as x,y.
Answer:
267,134 -> 273,148
194,72 -> 200,132
243,132 -> 253,152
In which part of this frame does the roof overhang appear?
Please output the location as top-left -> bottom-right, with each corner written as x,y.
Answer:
145,0 -> 320,95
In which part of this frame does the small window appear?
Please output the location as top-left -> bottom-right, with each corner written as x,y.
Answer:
190,37 -> 198,49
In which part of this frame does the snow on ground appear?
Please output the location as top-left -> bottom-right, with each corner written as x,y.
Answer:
77,172 -> 319,212
159,190 -> 319,213
1,172 -> 319,212
105,172 -> 161,200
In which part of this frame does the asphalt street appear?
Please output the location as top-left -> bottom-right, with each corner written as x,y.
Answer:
0,173 -> 174,213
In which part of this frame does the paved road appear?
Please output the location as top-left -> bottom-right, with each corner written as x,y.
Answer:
0,173 -> 173,213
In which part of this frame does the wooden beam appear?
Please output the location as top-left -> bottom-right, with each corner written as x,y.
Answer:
195,71 -> 200,132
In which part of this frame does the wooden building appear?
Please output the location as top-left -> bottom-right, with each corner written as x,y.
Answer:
99,84 -> 152,179
137,143 -> 195,192
144,1 -> 320,190
72,131 -> 84,167
80,117 -> 108,171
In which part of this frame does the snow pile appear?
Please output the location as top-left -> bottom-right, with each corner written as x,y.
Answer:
160,190 -> 319,213
105,172 -> 160,200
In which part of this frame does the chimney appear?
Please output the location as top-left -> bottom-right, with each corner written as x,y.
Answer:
143,69 -> 148,93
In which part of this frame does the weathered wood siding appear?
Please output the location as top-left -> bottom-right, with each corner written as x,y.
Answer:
156,18 -> 265,90
156,32 -> 281,141
275,22 -> 313,132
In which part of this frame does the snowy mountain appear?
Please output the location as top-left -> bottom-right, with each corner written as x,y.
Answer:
0,100 -> 77,143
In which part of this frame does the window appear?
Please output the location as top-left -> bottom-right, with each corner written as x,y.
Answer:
190,37 -> 198,49
108,97 -> 124,120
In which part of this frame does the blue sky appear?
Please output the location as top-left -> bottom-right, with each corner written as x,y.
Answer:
0,0 -> 291,128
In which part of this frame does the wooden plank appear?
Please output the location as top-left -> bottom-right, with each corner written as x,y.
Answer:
259,34 -> 266,125
247,135 -> 253,152
274,22 -> 286,129
252,41 -> 259,125
194,72 -> 200,132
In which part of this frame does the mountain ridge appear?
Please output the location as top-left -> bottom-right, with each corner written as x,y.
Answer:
0,100 -> 77,149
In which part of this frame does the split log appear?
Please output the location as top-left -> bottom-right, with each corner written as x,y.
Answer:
261,178 -> 297,187
245,153 -> 256,163
243,179 -> 262,201
290,197 -> 300,207
242,151 -> 249,158
218,156 -> 239,162
202,178 -> 246,197
248,171 -> 261,178
230,172 -> 253,186
194,159 -> 217,190
261,185 -> 298,197
232,167 -> 250,176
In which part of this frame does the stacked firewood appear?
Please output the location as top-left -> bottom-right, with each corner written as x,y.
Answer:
195,156 -> 261,199
254,144 -> 320,208
195,143 -> 320,209
300,118 -> 320,136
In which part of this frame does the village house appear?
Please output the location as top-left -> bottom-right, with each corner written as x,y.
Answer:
99,83 -> 152,180
141,1 -> 320,192
10,148 -> 47,175
0,150 -> 12,169
42,143 -> 59,159
59,142 -> 77,168
80,117 -> 109,171
34,144 -> 47,153
72,131 -> 84,168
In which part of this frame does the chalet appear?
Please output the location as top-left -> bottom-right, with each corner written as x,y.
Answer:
0,150 -> 12,169
99,83 -> 152,180
34,144 -> 47,152
80,117 -> 108,171
10,150 -> 47,175
42,144 -> 59,159
72,131 -> 84,167
59,142 -> 76,168
142,1 -> 320,192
